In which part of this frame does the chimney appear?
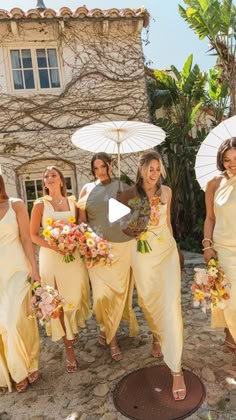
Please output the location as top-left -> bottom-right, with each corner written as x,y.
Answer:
36,0 -> 46,10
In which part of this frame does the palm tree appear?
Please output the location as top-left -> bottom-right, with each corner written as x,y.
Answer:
179,0 -> 236,116
148,55 -> 207,240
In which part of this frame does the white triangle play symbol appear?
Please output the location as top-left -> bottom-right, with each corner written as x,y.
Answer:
108,198 -> 130,223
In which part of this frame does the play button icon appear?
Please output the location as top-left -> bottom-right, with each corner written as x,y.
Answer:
108,198 -> 130,223
83,177 -> 150,243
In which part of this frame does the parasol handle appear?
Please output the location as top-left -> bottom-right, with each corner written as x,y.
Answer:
117,135 -> 121,191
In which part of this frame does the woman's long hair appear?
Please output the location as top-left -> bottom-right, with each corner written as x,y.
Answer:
217,137 -> 236,172
0,175 -> 9,199
42,166 -> 67,197
91,152 -> 112,179
136,150 -> 166,197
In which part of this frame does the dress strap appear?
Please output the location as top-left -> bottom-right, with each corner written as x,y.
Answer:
8,198 -> 13,209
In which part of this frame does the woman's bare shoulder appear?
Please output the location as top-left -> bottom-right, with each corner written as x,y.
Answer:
206,176 -> 223,192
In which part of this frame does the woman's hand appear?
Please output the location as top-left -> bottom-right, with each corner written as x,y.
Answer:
30,269 -> 41,284
204,248 -> 217,264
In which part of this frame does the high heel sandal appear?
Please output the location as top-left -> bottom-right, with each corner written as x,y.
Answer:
224,328 -> 236,354
71,334 -> 79,346
171,371 -> 186,401
16,378 -> 29,393
28,371 -> 39,384
151,337 -> 163,358
110,344 -> 123,362
65,345 -> 78,373
225,340 -> 236,354
98,332 -> 106,346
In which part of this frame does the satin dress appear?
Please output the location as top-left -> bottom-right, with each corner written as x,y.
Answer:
131,194 -> 183,372
0,198 -> 39,392
211,175 -> 236,343
78,179 -> 138,344
37,196 -> 90,341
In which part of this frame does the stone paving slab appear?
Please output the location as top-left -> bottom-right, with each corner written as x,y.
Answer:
1,252 -> 236,420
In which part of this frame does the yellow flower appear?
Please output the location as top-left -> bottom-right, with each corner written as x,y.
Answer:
66,303 -> 75,310
139,232 -> 148,241
43,228 -> 52,238
208,266 -> 218,277
195,291 -> 205,300
68,216 -> 76,224
85,232 -> 92,238
87,238 -> 95,247
97,242 -> 107,250
45,218 -> 53,226
208,258 -> 217,267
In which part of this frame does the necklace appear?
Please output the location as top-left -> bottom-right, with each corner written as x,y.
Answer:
52,197 -> 65,206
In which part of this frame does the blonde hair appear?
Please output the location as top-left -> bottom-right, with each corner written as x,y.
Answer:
136,150 -> 166,194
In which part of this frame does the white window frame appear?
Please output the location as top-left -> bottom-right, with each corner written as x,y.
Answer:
7,45 -> 63,94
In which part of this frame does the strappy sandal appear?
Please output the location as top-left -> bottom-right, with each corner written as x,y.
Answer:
172,371 -> 186,401
28,371 -> 39,384
98,332 -> 106,346
110,344 -> 123,362
224,328 -> 236,354
16,378 -> 29,393
71,334 -> 79,346
225,340 -> 236,354
151,337 -> 163,358
66,345 -> 78,373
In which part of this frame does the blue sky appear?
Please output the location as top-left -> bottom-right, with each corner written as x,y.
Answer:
2,0 -> 216,73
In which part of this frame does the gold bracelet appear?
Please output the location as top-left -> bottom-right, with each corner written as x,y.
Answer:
202,246 -> 213,251
202,238 -> 213,246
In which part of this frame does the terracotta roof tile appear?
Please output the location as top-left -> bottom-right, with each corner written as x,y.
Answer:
0,6 -> 149,27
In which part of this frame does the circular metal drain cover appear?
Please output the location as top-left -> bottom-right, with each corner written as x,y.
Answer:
113,366 -> 205,420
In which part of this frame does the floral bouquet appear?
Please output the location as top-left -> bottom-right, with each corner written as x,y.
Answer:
43,217 -> 77,263
126,196 -> 161,253
192,258 -> 230,313
31,281 -> 64,326
74,223 -> 113,268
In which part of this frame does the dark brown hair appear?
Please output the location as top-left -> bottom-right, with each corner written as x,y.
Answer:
91,152 -> 112,179
42,166 -> 67,196
217,137 -> 236,172
0,175 -> 9,199
136,150 -> 166,196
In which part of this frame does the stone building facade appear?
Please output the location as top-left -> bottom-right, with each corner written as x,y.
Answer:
0,5 -> 150,210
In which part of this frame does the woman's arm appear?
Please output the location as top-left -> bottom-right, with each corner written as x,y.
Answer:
203,179 -> 218,263
165,186 -> 173,236
13,200 -> 40,283
77,186 -> 88,224
30,202 -> 57,251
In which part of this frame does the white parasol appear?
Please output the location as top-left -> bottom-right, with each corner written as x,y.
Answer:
71,120 -> 166,178
195,115 -> 236,191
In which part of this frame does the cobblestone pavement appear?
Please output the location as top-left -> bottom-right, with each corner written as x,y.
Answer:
1,252 -> 236,420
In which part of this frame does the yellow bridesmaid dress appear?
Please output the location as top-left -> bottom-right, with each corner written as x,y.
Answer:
211,175 -> 236,342
131,197 -> 183,372
37,196 -> 91,342
0,198 -> 39,392
78,179 -> 138,344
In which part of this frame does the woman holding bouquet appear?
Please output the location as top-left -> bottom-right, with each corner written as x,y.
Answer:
78,152 -> 138,361
120,150 -> 186,401
0,175 -> 40,392
203,137 -> 236,354
30,166 -> 90,373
